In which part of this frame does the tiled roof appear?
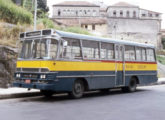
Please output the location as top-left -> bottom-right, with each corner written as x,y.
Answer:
53,18 -> 106,26
140,8 -> 161,14
53,1 -> 99,7
112,2 -> 138,7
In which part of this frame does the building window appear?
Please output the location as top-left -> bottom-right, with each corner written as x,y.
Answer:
126,11 -> 130,17
76,10 -> 78,16
84,10 -> 87,14
149,13 -> 152,17
113,11 -> 116,17
142,14 -> 146,17
120,11 -> 123,17
85,25 -> 88,29
133,11 -> 136,18
155,14 -> 159,17
92,24 -> 95,30
58,10 -> 61,16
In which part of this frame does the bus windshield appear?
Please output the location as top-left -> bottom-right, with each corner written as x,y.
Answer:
19,39 -> 58,59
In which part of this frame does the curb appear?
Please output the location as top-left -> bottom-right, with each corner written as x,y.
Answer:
0,92 -> 41,100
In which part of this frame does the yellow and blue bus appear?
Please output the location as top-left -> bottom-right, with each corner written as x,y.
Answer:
13,29 -> 157,98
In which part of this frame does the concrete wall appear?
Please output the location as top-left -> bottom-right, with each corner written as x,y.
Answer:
107,18 -> 162,48
81,24 -> 108,36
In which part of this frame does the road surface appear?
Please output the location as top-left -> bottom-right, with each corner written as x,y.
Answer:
0,85 -> 165,120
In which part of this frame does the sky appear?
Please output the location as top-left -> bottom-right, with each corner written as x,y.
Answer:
47,0 -> 165,29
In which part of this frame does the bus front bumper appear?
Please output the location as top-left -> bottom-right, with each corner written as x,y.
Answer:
13,82 -> 55,90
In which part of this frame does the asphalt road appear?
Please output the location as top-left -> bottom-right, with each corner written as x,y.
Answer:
0,85 -> 165,120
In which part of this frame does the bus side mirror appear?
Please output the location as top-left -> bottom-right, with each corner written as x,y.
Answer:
63,41 -> 68,47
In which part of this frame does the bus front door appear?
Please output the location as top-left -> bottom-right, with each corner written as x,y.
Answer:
115,45 -> 125,86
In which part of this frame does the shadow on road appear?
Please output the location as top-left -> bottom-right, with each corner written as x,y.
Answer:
20,88 -> 150,103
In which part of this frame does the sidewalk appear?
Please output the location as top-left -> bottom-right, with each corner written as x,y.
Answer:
0,78 -> 164,100
0,88 -> 41,99
157,78 -> 165,84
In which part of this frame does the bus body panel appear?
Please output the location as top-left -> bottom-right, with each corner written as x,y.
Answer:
14,60 -> 157,91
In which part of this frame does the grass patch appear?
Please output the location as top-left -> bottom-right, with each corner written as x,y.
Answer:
62,26 -> 91,35
157,55 -> 165,65
0,0 -> 33,24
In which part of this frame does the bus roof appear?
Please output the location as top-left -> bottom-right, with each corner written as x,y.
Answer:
55,30 -> 155,48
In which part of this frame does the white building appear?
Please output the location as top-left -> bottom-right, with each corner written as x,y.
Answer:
106,2 -> 162,48
52,1 -> 100,18
52,1 -> 162,48
52,1 -> 107,35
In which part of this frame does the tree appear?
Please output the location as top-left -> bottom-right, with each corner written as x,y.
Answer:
38,0 -> 49,13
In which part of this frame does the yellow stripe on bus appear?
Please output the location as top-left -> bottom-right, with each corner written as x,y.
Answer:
17,60 -> 157,71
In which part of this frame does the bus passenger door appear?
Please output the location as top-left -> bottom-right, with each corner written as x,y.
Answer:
115,45 -> 125,86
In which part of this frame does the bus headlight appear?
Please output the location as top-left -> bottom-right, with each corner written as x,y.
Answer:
16,74 -> 21,78
40,75 -> 46,79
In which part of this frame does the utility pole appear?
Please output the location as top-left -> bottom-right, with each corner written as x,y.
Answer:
34,0 -> 37,31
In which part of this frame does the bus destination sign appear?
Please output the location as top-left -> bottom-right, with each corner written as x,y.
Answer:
26,31 -> 41,37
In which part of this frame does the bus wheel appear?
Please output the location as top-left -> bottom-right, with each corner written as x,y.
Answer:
69,80 -> 84,99
122,77 -> 137,92
40,90 -> 54,97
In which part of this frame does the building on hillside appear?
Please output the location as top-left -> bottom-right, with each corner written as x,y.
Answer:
52,1 -> 100,18
161,29 -> 165,49
106,2 -> 162,48
52,1 -> 107,36
52,1 -> 162,48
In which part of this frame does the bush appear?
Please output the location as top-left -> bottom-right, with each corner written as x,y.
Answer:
62,26 -> 91,35
157,55 -> 165,65
0,23 -> 25,47
37,18 -> 55,29
0,0 -> 33,24
37,19 -> 91,35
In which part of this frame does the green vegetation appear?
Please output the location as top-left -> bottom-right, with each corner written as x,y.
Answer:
37,18 -> 55,29
0,0 -> 33,24
37,18 -> 91,35
0,23 -> 25,47
62,26 -> 91,35
157,55 -> 165,65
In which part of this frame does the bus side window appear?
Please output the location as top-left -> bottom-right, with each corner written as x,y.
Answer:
136,47 -> 142,61
49,40 -> 58,59
146,49 -> 155,62
82,40 -> 99,59
125,45 -> 135,61
62,38 -> 82,59
142,48 -> 146,61
101,42 -> 114,60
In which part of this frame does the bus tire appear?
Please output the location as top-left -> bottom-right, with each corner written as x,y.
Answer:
69,79 -> 84,99
122,77 -> 137,93
40,90 -> 54,97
